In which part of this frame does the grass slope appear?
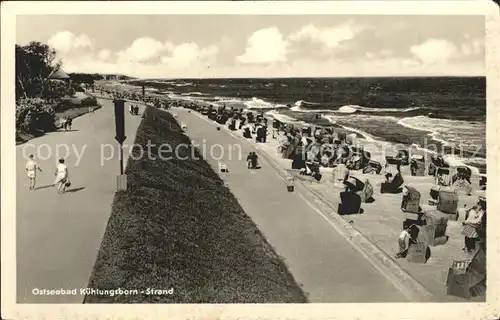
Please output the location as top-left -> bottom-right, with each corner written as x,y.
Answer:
85,106 -> 308,303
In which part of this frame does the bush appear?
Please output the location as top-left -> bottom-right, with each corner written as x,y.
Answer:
80,96 -> 98,106
16,98 -> 56,134
53,95 -> 98,112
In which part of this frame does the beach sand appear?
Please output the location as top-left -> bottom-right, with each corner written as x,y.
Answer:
256,117 -> 485,301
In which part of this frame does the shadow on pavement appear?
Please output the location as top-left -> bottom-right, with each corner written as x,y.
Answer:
65,187 -> 86,193
35,184 -> 54,190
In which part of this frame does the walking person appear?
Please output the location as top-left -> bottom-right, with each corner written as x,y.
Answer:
25,154 -> 42,191
246,152 -> 252,169
54,158 -> 70,194
66,117 -> 73,131
251,152 -> 259,169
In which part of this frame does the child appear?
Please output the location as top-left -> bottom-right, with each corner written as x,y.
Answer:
54,158 -> 69,194
25,154 -> 42,190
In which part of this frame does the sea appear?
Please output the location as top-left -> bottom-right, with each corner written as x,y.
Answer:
125,77 -> 486,173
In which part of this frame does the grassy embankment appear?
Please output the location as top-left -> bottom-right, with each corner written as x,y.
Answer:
85,106 -> 308,303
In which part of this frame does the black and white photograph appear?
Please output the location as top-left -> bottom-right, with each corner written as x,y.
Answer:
1,1 -> 499,319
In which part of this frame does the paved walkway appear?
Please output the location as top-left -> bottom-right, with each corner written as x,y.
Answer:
16,99 -> 144,303
175,108 -> 407,302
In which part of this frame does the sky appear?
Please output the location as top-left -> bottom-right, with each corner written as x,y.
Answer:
16,15 -> 485,78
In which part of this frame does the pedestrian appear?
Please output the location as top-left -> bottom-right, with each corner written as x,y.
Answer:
246,152 -> 252,169
54,158 -> 70,194
251,152 -> 259,169
395,225 -> 419,259
66,117 -> 72,131
25,154 -> 42,191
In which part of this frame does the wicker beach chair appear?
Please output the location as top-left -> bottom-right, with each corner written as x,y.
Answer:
410,155 -> 426,176
380,172 -> 404,194
401,186 -> 421,214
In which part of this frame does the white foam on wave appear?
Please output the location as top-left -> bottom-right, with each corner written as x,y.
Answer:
244,97 -> 288,109
398,115 -> 486,149
265,110 -> 306,125
174,82 -> 193,87
180,92 -> 206,96
336,105 -> 421,114
323,115 -> 376,142
290,100 -> 332,112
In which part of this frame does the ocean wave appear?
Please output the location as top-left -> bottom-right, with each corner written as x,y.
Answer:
174,82 -> 193,87
290,100 -> 332,112
180,92 -> 207,96
324,115 -> 376,141
244,97 -> 289,109
398,115 -> 486,149
337,105 -> 422,114
265,110 -> 306,125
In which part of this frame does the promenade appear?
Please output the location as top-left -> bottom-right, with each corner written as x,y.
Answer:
174,107 -> 408,302
16,98 -> 143,303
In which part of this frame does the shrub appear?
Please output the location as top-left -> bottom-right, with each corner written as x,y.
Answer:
80,96 -> 98,106
16,98 -> 56,134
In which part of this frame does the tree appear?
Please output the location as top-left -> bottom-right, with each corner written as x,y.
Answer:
16,41 -> 61,99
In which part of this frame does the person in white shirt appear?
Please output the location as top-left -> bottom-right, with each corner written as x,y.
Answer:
25,154 -> 42,190
54,158 -> 69,194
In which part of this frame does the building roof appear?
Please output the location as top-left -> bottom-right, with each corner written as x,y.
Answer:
48,68 -> 70,79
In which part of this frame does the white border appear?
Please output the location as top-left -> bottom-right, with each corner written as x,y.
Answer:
2,1 -> 499,319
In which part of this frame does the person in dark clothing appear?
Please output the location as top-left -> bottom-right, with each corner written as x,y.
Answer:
246,152 -> 252,169
251,152 -> 259,169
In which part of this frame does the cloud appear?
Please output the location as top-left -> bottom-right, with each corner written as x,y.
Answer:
460,38 -> 484,56
48,31 -> 93,54
160,42 -> 218,69
97,49 -> 112,61
288,22 -> 364,49
116,37 -> 167,63
409,39 -> 459,65
236,27 -> 289,64
409,37 -> 484,66
48,28 -> 484,78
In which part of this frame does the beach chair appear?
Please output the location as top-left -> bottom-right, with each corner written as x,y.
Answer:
446,248 -> 486,299
362,160 -> 383,174
428,155 -> 448,175
397,149 -> 410,165
301,125 -> 312,136
452,178 -> 472,196
436,190 -> 459,219
338,191 -> 362,215
401,186 -> 421,214
423,209 -> 450,246
435,167 -> 452,186
410,155 -> 426,176
338,132 -> 347,142
454,166 -> 472,183
479,174 -> 486,190
385,156 -> 402,173
380,172 -> 404,194
406,241 -> 430,264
